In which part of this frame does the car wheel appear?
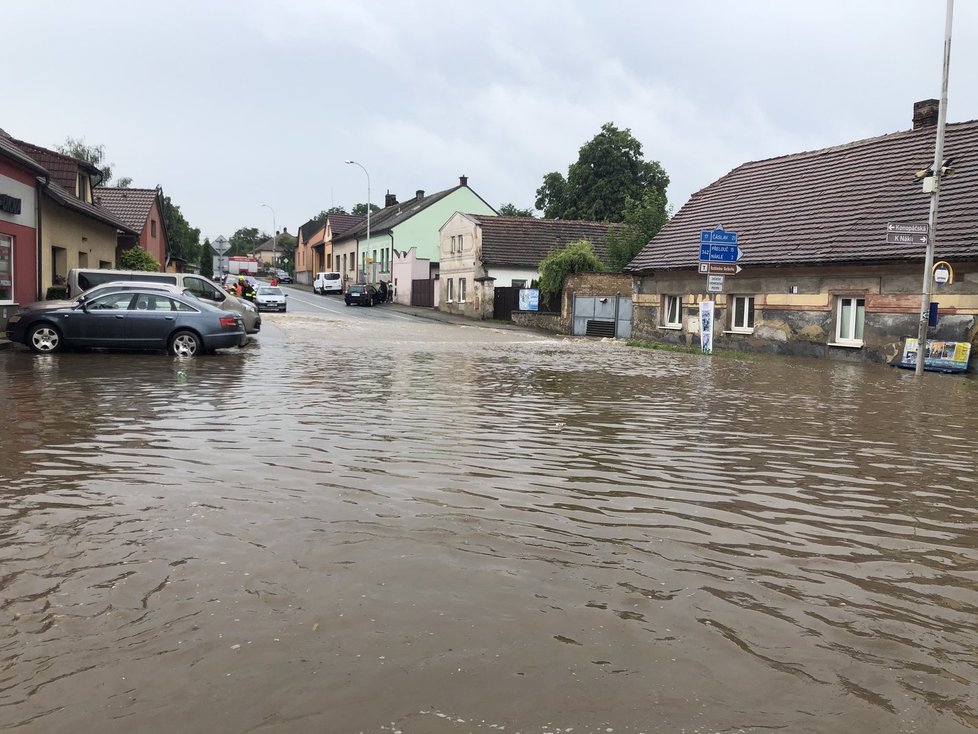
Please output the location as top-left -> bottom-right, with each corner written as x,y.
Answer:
169,330 -> 202,357
28,323 -> 63,354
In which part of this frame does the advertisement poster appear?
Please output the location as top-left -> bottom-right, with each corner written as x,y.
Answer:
898,337 -> 972,373
699,301 -> 714,353
518,288 -> 539,312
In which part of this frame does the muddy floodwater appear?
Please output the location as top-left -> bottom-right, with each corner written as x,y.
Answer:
1,310 -> 977,734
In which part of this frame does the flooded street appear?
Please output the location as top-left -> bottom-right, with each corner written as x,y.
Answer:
1,305 -> 977,734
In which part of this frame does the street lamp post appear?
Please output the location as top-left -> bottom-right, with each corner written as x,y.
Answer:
345,160 -> 370,283
260,203 -> 276,273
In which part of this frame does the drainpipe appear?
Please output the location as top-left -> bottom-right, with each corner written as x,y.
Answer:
614,292 -> 620,338
35,175 -> 48,300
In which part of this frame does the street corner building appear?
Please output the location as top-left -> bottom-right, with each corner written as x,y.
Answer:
625,99 -> 978,370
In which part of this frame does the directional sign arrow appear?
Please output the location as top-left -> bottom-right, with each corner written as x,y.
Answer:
699,243 -> 743,262
887,222 -> 929,234
886,232 -> 928,246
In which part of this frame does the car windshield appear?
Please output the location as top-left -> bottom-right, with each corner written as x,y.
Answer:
258,287 -> 283,295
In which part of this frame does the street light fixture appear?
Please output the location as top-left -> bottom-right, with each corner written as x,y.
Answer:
260,203 -> 276,273
345,160 -> 370,283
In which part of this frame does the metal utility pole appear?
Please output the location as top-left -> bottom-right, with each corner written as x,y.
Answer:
915,0 -> 954,376
261,203 -> 277,272
345,160 -> 370,283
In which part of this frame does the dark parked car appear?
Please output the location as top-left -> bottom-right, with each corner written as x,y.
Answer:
344,284 -> 383,306
5,288 -> 247,357
275,269 -> 293,284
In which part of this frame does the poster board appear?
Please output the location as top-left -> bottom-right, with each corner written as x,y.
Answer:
894,337 -> 972,373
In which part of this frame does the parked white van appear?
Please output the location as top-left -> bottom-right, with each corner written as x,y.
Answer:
66,268 -> 261,333
313,272 -> 342,295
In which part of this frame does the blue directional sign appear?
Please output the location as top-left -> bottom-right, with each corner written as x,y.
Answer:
700,228 -> 738,245
700,243 -> 742,262
699,228 -> 742,263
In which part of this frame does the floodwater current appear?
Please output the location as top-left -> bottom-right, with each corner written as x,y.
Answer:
1,310 -> 977,734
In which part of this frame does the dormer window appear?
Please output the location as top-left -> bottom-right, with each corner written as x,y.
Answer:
76,172 -> 92,203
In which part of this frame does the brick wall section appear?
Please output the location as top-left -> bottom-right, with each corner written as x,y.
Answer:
511,272 -> 636,333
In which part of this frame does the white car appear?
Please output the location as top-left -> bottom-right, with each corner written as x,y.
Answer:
255,285 -> 287,312
313,271 -> 342,294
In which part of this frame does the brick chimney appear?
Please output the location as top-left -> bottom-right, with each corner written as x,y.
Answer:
913,99 -> 939,130
384,191 -> 398,207
459,175 -> 468,187
416,189 -> 425,200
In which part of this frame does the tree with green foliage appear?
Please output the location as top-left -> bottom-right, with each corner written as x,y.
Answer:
316,206 -> 348,221
604,189 -> 671,272
352,202 -> 381,216
199,237 -> 214,276
161,195 -> 201,266
119,247 -> 160,271
537,239 -> 605,300
229,227 -> 263,257
498,203 -> 535,217
56,137 -> 133,187
534,122 -> 669,224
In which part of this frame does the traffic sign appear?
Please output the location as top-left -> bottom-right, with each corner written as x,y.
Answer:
886,232 -> 928,246
699,243 -> 743,262
707,275 -> 725,292
211,235 -> 231,255
698,262 -> 742,275
700,228 -> 738,245
887,222 -> 929,234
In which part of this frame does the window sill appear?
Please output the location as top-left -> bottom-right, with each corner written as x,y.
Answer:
828,341 -> 863,349
723,329 -> 754,335
661,324 -> 682,330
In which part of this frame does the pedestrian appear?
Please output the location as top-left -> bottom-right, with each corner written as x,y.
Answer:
378,279 -> 388,304
270,275 -> 278,287
236,275 -> 245,298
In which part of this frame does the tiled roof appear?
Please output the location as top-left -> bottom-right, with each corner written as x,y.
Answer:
334,185 -> 463,242
43,181 -> 137,234
628,118 -> 978,273
328,213 -> 365,237
298,219 -> 321,242
472,215 -> 619,268
0,135 -> 49,177
9,138 -> 101,191
93,187 -> 158,231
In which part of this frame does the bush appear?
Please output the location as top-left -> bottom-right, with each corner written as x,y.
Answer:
46,286 -> 67,300
119,247 -> 161,272
537,239 -> 605,299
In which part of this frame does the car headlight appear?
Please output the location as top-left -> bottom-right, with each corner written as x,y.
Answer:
244,301 -> 257,312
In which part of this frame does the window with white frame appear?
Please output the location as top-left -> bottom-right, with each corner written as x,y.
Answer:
663,295 -> 682,327
450,236 -> 456,253
458,234 -> 463,251
731,295 -> 755,332
835,296 -> 865,345
446,278 -> 454,302
0,234 -> 12,302
459,278 -> 466,303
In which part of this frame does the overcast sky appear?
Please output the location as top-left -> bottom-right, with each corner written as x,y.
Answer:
6,1 -> 977,242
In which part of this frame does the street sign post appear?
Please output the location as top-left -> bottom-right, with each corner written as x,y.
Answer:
698,262 -> 742,275
886,232 -> 928,246
887,222 -> 929,234
211,235 -> 231,254
699,228 -> 743,280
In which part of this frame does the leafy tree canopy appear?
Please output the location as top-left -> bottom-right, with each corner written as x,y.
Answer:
315,206 -> 348,221
351,202 -> 381,217
604,189 -> 672,272
498,203 -> 535,217
534,122 -> 669,224
537,239 -> 605,299
229,227 -> 263,257
56,137 -> 132,187
162,196 -> 201,265
119,247 -> 160,271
